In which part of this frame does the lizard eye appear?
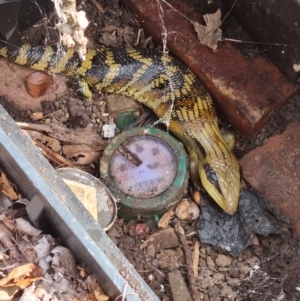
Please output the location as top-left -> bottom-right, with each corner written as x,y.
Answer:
204,164 -> 218,185
204,164 -> 221,193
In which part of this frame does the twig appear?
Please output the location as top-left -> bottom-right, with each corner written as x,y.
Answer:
34,140 -> 74,167
173,218 -> 200,301
89,0 -> 105,14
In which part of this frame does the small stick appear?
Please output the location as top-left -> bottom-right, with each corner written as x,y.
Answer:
173,218 -> 200,301
90,0 -> 105,14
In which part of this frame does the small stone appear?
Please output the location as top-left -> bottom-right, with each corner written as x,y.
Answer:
227,277 -> 241,288
215,254 -> 232,267
220,284 -> 237,299
213,272 -> 225,282
200,247 -> 206,255
206,256 -> 215,269
206,246 -> 212,255
199,278 -> 210,289
238,263 -> 250,275
246,256 -> 261,267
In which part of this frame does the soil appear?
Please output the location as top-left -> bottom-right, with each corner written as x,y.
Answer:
0,0 -> 300,300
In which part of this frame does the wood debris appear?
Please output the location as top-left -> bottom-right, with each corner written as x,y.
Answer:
18,123 -> 107,148
173,218 -> 200,301
18,122 -> 107,167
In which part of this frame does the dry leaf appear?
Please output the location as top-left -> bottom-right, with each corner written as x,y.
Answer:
0,223 -> 21,260
0,285 -> 19,300
0,263 -> 43,289
18,123 -> 107,149
0,171 -> 18,201
157,208 -> 176,228
34,140 -> 73,166
19,287 -> 40,301
15,218 -> 43,237
25,72 -> 55,98
175,199 -> 200,221
32,236 -> 55,272
62,145 -> 100,165
24,130 -> 61,152
192,8 -> 222,51
51,246 -> 78,277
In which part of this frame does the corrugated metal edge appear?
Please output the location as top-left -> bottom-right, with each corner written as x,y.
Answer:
0,105 -> 159,301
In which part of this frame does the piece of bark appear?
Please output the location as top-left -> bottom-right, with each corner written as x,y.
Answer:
168,270 -> 192,301
192,241 -> 200,277
140,228 -> 180,252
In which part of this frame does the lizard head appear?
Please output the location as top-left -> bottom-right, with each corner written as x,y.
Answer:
199,155 -> 241,215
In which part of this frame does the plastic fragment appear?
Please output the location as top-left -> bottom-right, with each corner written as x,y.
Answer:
102,123 -> 116,138
197,188 -> 291,257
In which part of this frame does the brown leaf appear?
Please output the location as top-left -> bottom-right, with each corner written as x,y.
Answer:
192,9 -> 222,51
157,208 -> 176,228
24,130 -> 61,152
25,72 -> 55,98
0,263 -> 43,289
62,145 -> 100,165
0,171 -> 18,201
0,223 -> 21,260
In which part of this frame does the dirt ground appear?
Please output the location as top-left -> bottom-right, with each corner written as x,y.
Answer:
0,0 -> 300,300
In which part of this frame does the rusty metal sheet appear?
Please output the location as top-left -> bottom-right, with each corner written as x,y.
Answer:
124,0 -> 299,138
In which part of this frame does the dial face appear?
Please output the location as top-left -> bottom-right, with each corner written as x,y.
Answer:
110,135 -> 178,199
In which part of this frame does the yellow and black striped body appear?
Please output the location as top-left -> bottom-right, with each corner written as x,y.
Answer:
0,44 -> 241,214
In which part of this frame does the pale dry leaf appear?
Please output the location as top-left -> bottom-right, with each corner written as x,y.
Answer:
3,220 -> 14,231
34,286 -> 59,301
0,263 -> 43,289
0,171 -> 18,201
25,72 -> 55,98
19,287 -> 40,301
16,238 -> 38,263
0,285 -> 19,300
15,218 -> 43,237
32,236 -> 54,272
192,8 -> 222,51
51,246 -> 78,277
0,223 -> 21,260
157,208 -> 176,228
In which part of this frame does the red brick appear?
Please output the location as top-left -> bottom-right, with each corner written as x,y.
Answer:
240,123 -> 300,234
124,0 -> 299,138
